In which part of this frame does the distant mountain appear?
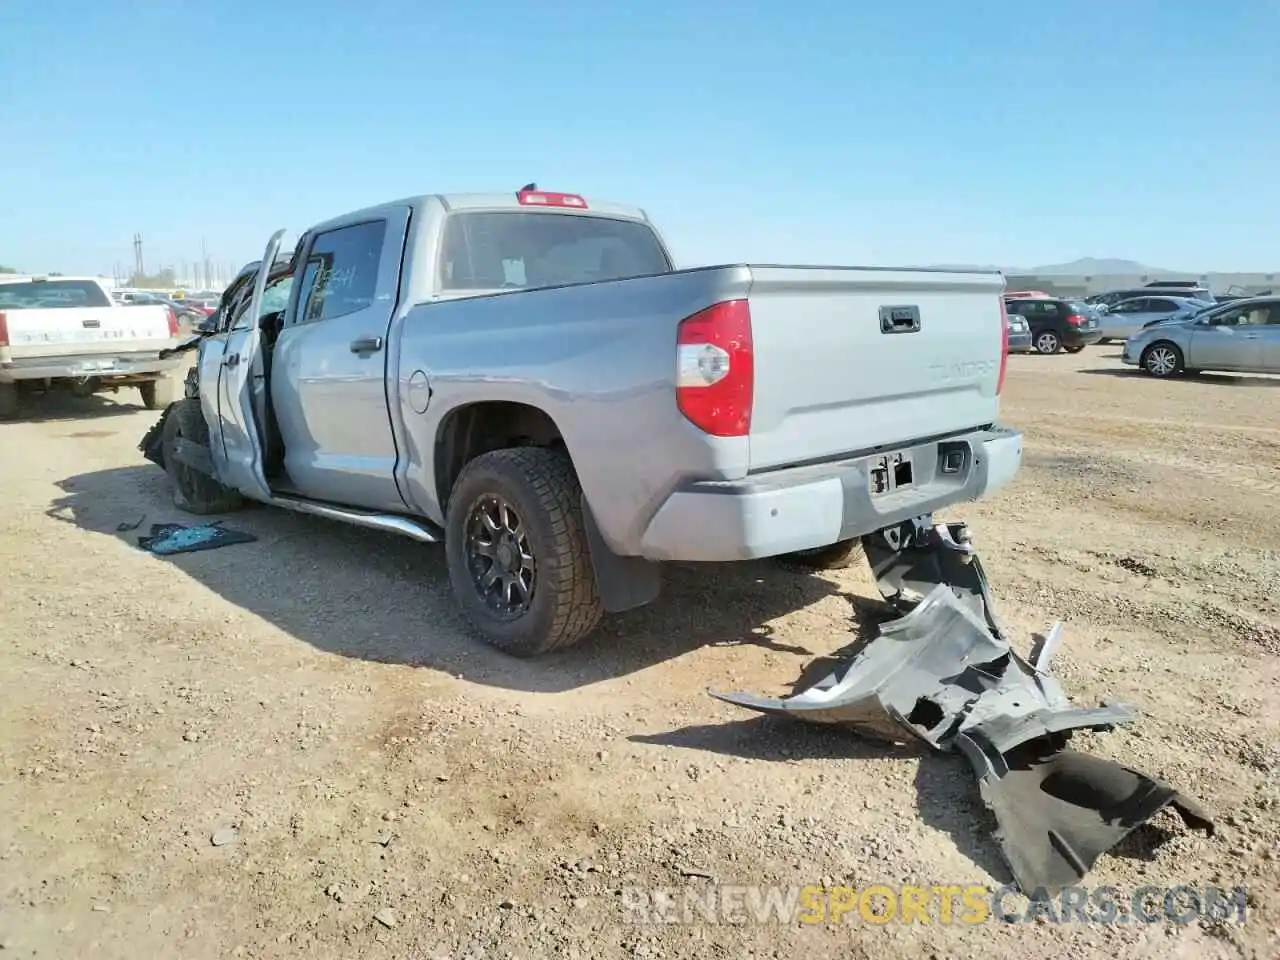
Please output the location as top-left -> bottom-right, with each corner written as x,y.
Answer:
1018,258 -> 1173,276
923,258 -> 1178,275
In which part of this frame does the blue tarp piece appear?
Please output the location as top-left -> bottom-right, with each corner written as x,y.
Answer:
137,521 -> 257,556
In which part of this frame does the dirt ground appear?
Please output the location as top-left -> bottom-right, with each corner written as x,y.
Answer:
1,351 -> 1278,960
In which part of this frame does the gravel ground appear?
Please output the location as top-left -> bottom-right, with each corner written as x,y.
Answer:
1,351 -> 1277,959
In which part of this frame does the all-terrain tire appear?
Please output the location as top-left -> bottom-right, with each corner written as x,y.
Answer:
445,446 -> 604,657
0,382 -> 17,420
140,374 -> 179,411
776,538 -> 865,571
160,398 -> 245,515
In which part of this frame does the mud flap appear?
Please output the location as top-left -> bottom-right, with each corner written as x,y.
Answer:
711,515 -> 1216,896
581,493 -> 661,613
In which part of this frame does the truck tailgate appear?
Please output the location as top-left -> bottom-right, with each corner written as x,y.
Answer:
745,267 -> 1006,472
1,305 -> 173,359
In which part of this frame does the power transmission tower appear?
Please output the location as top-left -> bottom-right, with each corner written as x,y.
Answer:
132,233 -> 145,279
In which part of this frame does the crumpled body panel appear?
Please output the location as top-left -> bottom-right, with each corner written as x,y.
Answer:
711,517 -> 1215,896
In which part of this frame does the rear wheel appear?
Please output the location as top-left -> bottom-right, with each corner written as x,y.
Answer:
0,382 -> 17,420
445,447 -> 604,657
1034,330 -> 1062,354
777,538 -> 865,571
139,374 -> 179,411
160,398 -> 244,514
1141,342 -> 1184,378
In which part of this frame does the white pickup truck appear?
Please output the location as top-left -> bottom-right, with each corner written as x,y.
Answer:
0,276 -> 183,418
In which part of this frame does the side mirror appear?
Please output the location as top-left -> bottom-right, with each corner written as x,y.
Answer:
197,316 -> 218,334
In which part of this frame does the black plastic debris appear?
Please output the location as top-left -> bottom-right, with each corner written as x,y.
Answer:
712,516 -> 1216,897
136,521 -> 257,556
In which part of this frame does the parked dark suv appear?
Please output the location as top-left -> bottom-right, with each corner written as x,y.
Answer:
1004,297 -> 1103,354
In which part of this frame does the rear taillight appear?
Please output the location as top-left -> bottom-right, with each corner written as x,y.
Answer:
0,312 -> 8,348
675,299 -> 753,437
997,299 -> 1009,396
1065,313 -> 1085,327
166,307 -> 180,337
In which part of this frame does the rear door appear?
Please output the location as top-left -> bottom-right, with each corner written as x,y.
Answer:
744,268 -> 1006,471
1102,298 -> 1148,338
270,209 -> 410,510
1186,302 -> 1254,371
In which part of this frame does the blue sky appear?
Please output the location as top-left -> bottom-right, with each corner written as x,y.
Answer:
1,0 -> 1276,278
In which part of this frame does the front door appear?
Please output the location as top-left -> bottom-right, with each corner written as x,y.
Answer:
270,210 -> 410,511
1185,302 -> 1277,372
211,230 -> 284,501
1242,301 -> 1280,372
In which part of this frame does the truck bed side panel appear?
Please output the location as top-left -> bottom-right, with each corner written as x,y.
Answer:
391,267 -> 752,551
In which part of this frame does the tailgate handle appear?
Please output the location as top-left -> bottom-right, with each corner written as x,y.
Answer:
879,305 -> 921,334
82,318 -> 101,328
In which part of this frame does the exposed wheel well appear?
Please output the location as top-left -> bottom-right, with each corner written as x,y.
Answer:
435,402 -> 565,510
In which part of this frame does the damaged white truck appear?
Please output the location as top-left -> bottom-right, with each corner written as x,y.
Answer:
139,187 -> 1215,898
141,186 -> 1022,654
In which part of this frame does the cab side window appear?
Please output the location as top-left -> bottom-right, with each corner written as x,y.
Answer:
293,221 -> 386,324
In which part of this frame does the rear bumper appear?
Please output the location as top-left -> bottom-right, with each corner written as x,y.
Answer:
1064,328 -> 1103,347
638,425 -> 1023,562
1008,330 -> 1033,353
0,352 -> 182,383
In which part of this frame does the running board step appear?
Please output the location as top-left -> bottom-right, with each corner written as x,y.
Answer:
269,496 -> 441,543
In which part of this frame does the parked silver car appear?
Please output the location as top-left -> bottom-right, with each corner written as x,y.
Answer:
1097,295 -> 1208,342
1121,296 -> 1280,377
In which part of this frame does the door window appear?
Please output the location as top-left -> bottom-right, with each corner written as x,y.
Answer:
1240,303 -> 1276,325
229,274 -> 294,331
293,220 -> 387,324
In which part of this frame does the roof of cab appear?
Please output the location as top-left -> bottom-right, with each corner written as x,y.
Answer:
307,192 -> 652,236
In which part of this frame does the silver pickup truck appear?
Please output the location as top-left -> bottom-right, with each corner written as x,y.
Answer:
141,187 -> 1022,656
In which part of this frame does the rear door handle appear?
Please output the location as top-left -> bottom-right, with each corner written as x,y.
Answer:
223,352 -> 240,368
350,336 -> 383,354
